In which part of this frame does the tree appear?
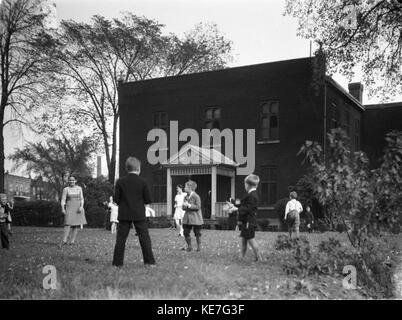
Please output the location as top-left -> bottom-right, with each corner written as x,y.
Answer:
284,0 -> 402,99
46,13 -> 233,184
299,128 -> 402,296
0,0 -> 52,192
9,135 -> 96,198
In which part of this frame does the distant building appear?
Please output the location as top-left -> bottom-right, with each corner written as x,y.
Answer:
4,173 -> 31,202
362,102 -> 402,168
31,176 -> 58,201
4,172 -> 58,202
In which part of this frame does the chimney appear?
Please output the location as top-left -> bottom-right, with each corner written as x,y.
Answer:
97,156 -> 102,177
348,82 -> 363,103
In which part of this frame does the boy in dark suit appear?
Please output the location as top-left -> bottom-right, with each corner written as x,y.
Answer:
227,174 -> 263,261
182,180 -> 203,252
112,157 -> 156,267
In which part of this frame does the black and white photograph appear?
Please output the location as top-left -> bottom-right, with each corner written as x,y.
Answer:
0,0 -> 402,306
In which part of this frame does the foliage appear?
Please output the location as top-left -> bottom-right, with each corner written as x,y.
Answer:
79,176 -> 113,229
274,198 -> 289,231
372,130 -> 402,233
79,176 -> 113,210
284,0 -> 402,99
11,200 -> 63,227
43,14 -> 233,183
9,136 -> 96,198
275,234 -> 299,251
298,128 -> 402,297
0,0 -> 53,192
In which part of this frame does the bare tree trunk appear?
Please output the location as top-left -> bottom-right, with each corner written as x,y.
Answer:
102,129 -> 113,184
109,115 -> 118,185
0,121 -> 4,193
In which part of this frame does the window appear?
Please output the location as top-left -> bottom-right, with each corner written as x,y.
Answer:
260,166 -> 277,206
152,111 -> 168,131
259,101 -> 279,141
152,170 -> 166,203
331,103 -> 338,129
205,107 -> 221,129
354,119 -> 360,151
343,109 -> 350,136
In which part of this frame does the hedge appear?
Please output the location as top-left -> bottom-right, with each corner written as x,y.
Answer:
11,200 -> 107,228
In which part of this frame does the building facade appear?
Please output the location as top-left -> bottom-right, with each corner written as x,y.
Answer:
118,57 -> 401,220
4,173 -> 58,202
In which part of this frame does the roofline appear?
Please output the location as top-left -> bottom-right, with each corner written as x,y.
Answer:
325,76 -> 365,111
120,56 -> 314,87
364,102 -> 402,110
5,173 -> 30,179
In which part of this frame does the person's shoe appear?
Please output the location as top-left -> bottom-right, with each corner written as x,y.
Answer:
186,247 -> 193,252
69,242 -> 75,246
58,242 -> 67,248
145,263 -> 156,268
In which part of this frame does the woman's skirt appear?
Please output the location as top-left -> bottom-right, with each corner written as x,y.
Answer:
65,198 -> 87,226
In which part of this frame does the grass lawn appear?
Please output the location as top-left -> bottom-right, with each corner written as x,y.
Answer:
0,227 -> 400,299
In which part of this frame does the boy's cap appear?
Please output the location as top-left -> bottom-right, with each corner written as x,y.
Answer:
0,193 -> 7,200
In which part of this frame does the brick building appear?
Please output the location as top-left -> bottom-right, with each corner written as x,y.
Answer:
4,172 -> 57,202
118,57 -> 401,221
362,102 -> 402,168
4,173 -> 31,201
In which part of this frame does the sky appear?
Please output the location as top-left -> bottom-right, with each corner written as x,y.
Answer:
3,0 -> 396,175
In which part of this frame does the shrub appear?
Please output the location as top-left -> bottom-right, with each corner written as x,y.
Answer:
85,206 -> 107,228
275,234 -> 300,251
274,198 -> 289,231
11,200 -> 63,227
316,219 -> 330,232
147,217 -> 173,229
298,129 -> 402,298
257,219 -> 270,231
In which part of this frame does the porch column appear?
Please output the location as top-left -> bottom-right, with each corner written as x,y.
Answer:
230,174 -> 235,199
211,166 -> 217,219
167,168 -> 172,217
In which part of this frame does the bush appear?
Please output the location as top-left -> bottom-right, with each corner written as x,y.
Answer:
147,217 -> 173,229
316,219 -> 330,232
12,200 -> 63,227
257,219 -> 270,231
275,234 -> 302,251
274,198 -> 289,231
278,235 -> 396,298
85,206 -> 107,228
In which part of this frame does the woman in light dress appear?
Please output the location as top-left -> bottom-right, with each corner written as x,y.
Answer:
173,184 -> 187,237
60,176 -> 87,246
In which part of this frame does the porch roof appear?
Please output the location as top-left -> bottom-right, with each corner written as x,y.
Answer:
161,144 -> 238,168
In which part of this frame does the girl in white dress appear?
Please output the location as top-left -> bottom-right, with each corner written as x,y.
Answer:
173,185 -> 186,237
108,196 -> 119,234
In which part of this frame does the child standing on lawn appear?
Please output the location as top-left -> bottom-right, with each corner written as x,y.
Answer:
305,205 -> 314,233
0,193 -> 12,250
182,180 -> 203,252
227,174 -> 263,262
108,196 -> 119,234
